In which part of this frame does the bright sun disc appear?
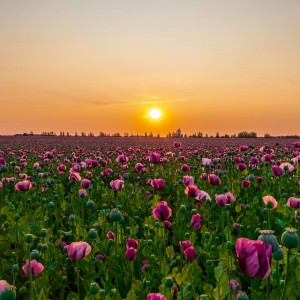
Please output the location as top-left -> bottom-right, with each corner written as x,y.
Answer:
149,108 -> 162,120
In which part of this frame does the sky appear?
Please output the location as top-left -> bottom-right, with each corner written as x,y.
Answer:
0,0 -> 299,136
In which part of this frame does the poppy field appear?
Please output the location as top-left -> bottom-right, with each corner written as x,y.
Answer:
0,136 -> 299,300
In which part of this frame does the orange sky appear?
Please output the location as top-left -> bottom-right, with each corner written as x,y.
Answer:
0,1 -> 299,136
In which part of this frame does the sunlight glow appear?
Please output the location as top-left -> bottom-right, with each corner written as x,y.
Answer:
149,108 -> 162,120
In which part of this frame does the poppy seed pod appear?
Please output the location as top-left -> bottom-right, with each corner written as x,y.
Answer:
258,230 -> 279,253
281,228 -> 299,249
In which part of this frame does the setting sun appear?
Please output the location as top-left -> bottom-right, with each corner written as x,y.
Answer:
149,108 -> 162,120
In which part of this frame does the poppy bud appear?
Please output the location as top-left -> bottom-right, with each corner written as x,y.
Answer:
281,228 -> 299,249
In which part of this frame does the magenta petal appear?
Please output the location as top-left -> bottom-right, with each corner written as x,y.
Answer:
236,238 -> 259,277
252,241 -> 272,280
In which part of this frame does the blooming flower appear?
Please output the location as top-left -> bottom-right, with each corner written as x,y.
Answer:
208,174 -> 222,185
181,164 -> 190,172
149,152 -> 160,164
184,246 -> 197,260
0,280 -> 9,295
180,240 -> 192,251
271,166 -> 283,176
126,247 -> 137,261
126,238 -> 138,249
184,185 -> 200,198
152,201 -> 172,221
69,172 -> 81,181
235,238 -> 272,280
149,179 -> 165,190
65,241 -> 92,260
15,180 -> 32,192
81,179 -> 91,188
263,196 -> 278,210
78,189 -> 88,198
183,175 -> 194,186
110,180 -> 124,191
191,213 -> 201,229
22,259 -> 44,276
147,293 -> 167,300
229,279 -> 239,290
116,154 -> 129,163
287,197 -> 300,209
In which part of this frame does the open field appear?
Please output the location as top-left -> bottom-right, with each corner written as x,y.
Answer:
0,136 -> 299,299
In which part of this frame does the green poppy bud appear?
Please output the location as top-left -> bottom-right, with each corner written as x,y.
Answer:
281,228 -> 299,249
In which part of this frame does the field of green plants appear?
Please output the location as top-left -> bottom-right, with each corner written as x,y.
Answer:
0,137 -> 299,300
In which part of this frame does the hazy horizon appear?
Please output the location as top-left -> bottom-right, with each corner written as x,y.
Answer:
1,1 -> 299,136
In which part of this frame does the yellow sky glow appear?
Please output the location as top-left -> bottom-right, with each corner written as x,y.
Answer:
0,1 -> 300,136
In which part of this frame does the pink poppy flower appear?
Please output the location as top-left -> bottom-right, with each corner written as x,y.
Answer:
110,180 -> 124,191
287,197 -> 300,209
126,238 -> 138,249
147,293 -> 167,300
65,241 -> 92,260
271,166 -> 283,176
235,238 -> 272,280
81,179 -> 91,188
22,259 -> 44,276
263,196 -> 278,210
126,247 -> 137,261
15,180 -> 32,192
69,172 -> 81,181
208,174 -> 222,185
191,213 -> 201,229
202,158 -> 212,166
78,189 -> 88,198
183,175 -> 194,186
184,246 -> 197,260
149,152 -> 160,164
180,240 -> 192,251
152,201 -> 172,221
184,185 -> 200,198
149,179 -> 165,190
0,280 -> 9,294
116,154 -> 128,163
181,164 -> 190,172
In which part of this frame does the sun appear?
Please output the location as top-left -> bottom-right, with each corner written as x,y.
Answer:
149,108 -> 162,120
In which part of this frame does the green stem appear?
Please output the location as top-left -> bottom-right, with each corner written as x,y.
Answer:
77,261 -> 80,299
28,246 -> 33,300
267,276 -> 270,300
279,249 -> 290,300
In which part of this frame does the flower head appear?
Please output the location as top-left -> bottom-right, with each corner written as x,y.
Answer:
22,259 -> 44,276
65,241 -> 92,260
152,201 -> 172,221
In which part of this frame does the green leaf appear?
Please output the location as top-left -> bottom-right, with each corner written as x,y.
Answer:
166,245 -> 175,259
183,283 -> 194,299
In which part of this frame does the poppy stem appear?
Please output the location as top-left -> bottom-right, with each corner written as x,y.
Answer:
279,249 -> 290,300
28,246 -> 33,300
77,261 -> 80,299
267,276 -> 270,300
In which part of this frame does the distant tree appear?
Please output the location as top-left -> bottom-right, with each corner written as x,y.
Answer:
216,132 -> 220,138
205,134 -> 208,138
197,132 -> 203,138
75,132 -> 78,137
264,133 -> 271,138
224,134 -> 230,138
149,132 -> 153,138
81,132 -> 86,137
66,132 -> 70,137
144,132 -> 148,137
237,131 -> 257,138
112,133 -> 121,137
184,134 -> 187,138
157,133 -> 160,138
